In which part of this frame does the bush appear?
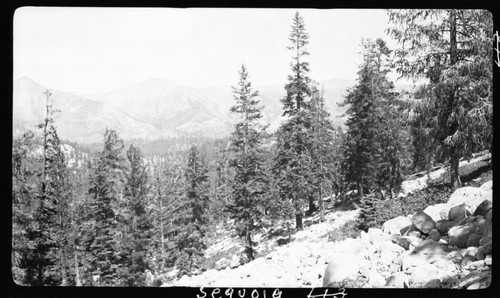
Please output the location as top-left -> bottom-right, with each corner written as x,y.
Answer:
358,183 -> 453,230
328,220 -> 361,242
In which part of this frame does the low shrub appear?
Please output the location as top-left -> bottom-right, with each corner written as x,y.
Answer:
358,182 -> 453,230
328,220 -> 361,242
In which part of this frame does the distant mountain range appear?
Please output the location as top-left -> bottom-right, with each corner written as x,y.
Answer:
13,76 -> 412,144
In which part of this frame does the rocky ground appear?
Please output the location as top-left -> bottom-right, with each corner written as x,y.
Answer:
161,177 -> 492,289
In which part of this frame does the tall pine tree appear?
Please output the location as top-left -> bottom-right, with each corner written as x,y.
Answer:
273,11 -> 315,231
226,65 -> 268,261
120,144 -> 153,286
84,129 -> 126,286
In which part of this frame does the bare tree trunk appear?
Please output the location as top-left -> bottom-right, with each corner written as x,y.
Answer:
449,9 -> 461,191
295,212 -> 303,231
450,147 -> 461,190
318,185 -> 325,222
245,226 -> 254,261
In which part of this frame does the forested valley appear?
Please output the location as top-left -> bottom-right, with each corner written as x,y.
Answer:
12,9 -> 493,287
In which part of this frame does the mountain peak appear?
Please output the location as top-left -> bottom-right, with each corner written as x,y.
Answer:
14,76 -> 41,88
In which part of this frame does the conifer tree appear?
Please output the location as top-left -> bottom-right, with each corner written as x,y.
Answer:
175,145 -> 210,276
308,84 -> 338,221
273,11 -> 315,231
84,129 -> 126,286
226,65 -> 268,261
120,144 -> 152,286
340,38 -> 404,197
149,158 -> 184,280
12,131 -> 40,285
387,9 -> 493,190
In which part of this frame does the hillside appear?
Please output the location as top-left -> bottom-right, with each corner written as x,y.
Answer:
161,159 -> 492,289
12,76 -> 367,143
13,77 -> 170,143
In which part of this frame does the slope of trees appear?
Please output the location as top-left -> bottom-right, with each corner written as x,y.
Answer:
11,10 -> 493,286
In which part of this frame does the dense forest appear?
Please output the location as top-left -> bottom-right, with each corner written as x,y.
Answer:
11,9 -> 492,286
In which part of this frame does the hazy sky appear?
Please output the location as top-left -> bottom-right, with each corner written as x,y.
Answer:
14,7 -> 400,94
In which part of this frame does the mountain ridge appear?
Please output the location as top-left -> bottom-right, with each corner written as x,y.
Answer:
12,76 -> 382,144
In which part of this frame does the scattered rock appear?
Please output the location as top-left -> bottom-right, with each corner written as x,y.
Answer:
411,210 -> 436,234
484,256 -> 492,266
463,260 -> 487,270
383,216 -> 412,235
435,219 -> 457,235
427,229 -> 441,242
462,272 -> 491,289
409,263 -> 440,285
412,239 -> 452,256
443,250 -> 463,264
447,187 -> 491,214
465,246 -> 479,258
448,225 -> 473,249
433,258 -> 459,272
323,253 -> 361,287
385,272 -> 409,288
461,254 -> 476,268
423,204 -> 449,222
466,233 -> 482,248
479,180 -> 492,191
367,270 -> 386,288
473,200 -> 492,217
474,216 -> 486,234
229,254 -> 240,269
475,247 -> 486,260
397,237 -> 411,250
423,279 -> 441,288
215,258 -> 231,270
448,204 -> 470,223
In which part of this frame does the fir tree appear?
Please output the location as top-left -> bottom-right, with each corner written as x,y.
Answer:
273,11 -> 315,231
226,65 -> 268,261
340,38 -> 406,197
149,158 -> 184,280
120,144 -> 153,286
12,131 -> 40,285
175,145 -> 210,276
84,129 -> 126,286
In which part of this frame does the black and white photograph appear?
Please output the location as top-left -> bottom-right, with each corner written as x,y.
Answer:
11,5 -> 494,290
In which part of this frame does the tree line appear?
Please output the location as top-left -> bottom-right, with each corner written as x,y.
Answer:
11,10 -> 492,286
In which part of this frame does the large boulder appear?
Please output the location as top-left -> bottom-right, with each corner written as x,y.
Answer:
427,229 -> 441,242
447,187 -> 491,214
215,258 -> 231,270
480,180 -> 492,191
473,199 -> 492,217
448,225 -> 473,249
436,219 -> 457,235
408,263 -> 440,286
423,204 -> 449,222
323,253 -> 361,287
448,204 -> 470,223
383,216 -> 413,235
402,239 -> 451,270
411,210 -> 436,234
466,233 -> 482,248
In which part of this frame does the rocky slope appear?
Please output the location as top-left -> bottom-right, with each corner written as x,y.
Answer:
162,180 -> 492,289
